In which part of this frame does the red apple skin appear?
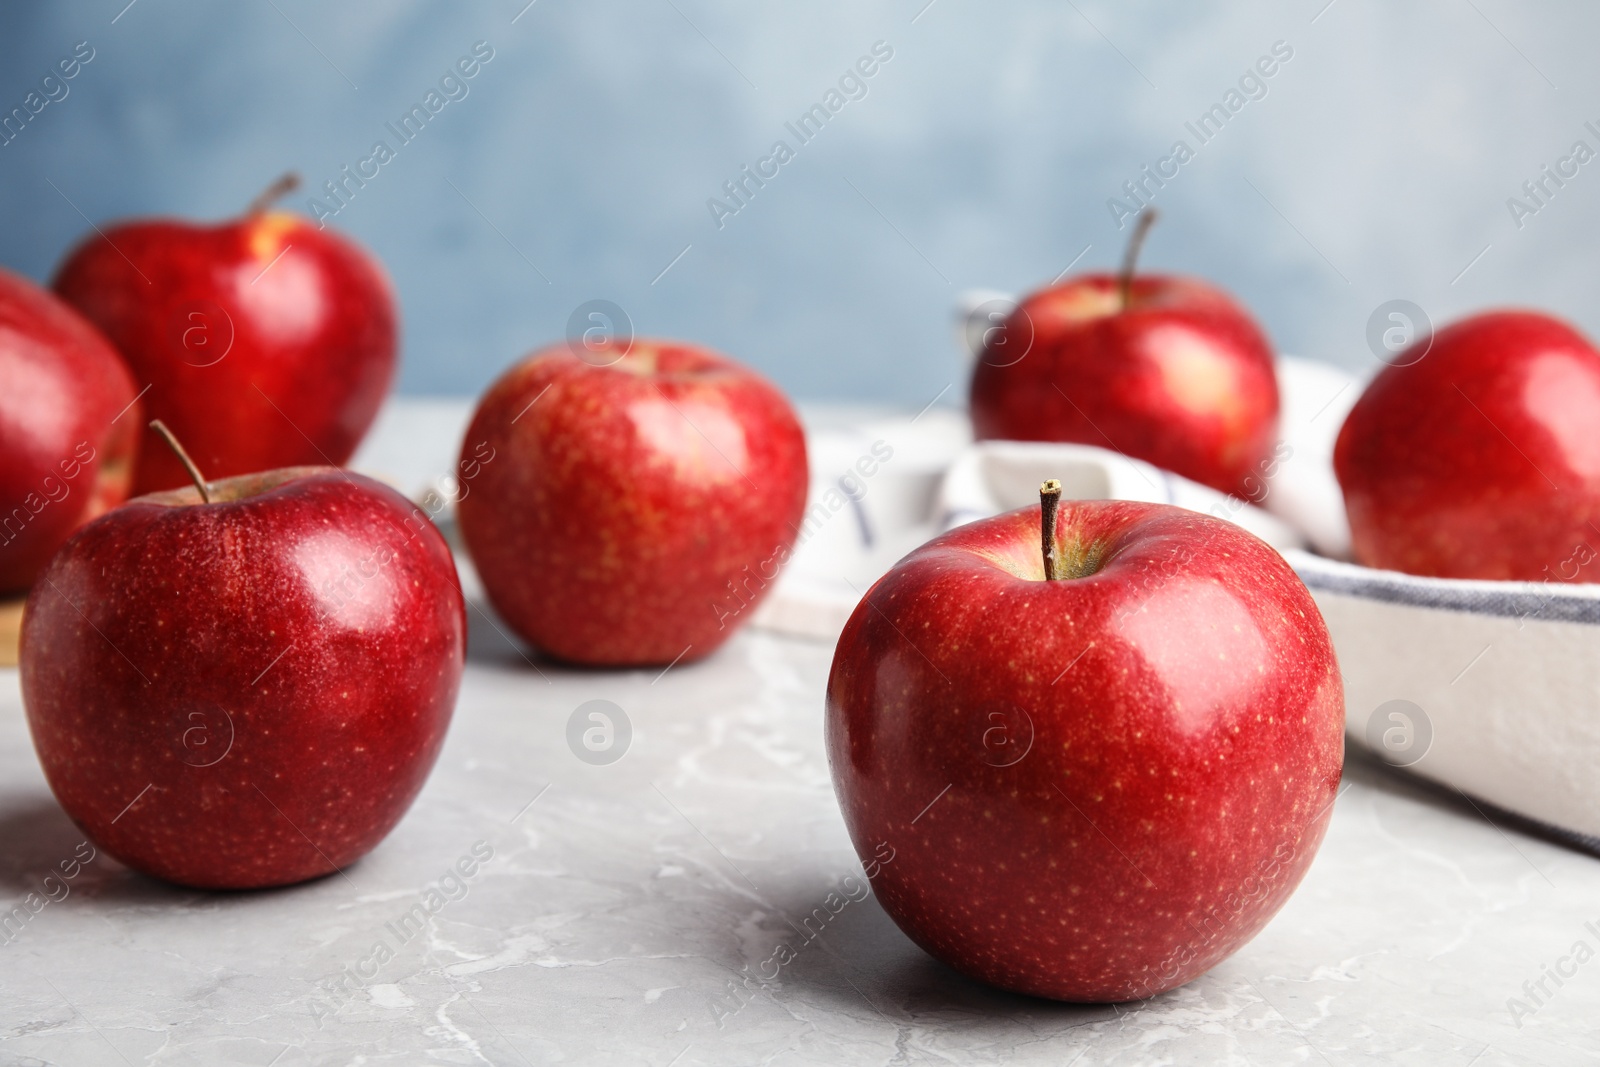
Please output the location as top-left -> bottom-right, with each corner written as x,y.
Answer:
457,339 -> 808,666
970,274 -> 1280,498
51,209 -> 397,495
0,266 -> 141,594
1336,310 -> 1600,581
20,468 -> 464,890
826,500 -> 1343,1002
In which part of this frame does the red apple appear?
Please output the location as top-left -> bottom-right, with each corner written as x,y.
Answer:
457,338 -> 808,666
826,491 -> 1343,1002
1336,309 -> 1600,581
969,212 -> 1279,497
0,265 -> 140,594
20,442 -> 464,890
51,174 -> 397,495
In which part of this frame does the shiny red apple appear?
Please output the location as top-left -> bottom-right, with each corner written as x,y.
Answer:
826,492 -> 1343,1001
457,337 -> 808,666
969,212 -> 1279,497
1336,309 -> 1600,581
20,444 -> 464,889
51,174 -> 397,495
0,265 -> 140,594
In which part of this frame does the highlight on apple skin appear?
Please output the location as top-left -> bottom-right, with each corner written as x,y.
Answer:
825,495 -> 1344,1002
456,337 -> 808,667
20,464 -> 466,890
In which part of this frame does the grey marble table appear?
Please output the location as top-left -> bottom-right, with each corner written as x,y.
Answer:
1,402 -> 1597,1065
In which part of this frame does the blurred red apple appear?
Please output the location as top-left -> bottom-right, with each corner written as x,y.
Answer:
21,439 -> 464,889
458,338 -> 808,666
51,174 -> 396,495
1336,309 -> 1600,580
0,265 -> 140,595
969,211 -> 1279,497
827,492 -> 1343,1001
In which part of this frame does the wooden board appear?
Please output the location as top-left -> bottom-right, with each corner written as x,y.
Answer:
0,597 -> 22,668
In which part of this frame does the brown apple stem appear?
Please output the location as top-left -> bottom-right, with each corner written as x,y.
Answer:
1118,208 -> 1159,309
246,172 -> 302,216
149,420 -> 212,503
1040,479 -> 1062,581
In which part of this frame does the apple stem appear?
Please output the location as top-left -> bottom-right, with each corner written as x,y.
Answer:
1040,479 -> 1062,581
246,172 -> 302,216
1117,208 -> 1159,309
149,420 -> 212,503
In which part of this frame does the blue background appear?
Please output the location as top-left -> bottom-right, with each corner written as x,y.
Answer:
0,0 -> 1592,407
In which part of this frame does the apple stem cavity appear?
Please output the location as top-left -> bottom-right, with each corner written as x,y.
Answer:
150,420 -> 212,503
1117,208 -> 1159,309
1040,479 -> 1063,581
246,172 -> 303,216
